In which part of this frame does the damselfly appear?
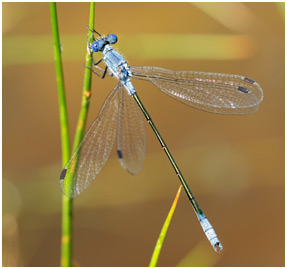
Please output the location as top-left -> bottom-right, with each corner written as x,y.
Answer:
60,30 -> 263,252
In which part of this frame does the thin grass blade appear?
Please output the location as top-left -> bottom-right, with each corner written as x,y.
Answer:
149,185 -> 182,267
50,2 -> 95,266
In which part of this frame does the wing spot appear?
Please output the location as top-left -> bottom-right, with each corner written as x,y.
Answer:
60,168 -> 67,180
243,77 -> 255,84
117,149 -> 123,159
238,86 -> 250,93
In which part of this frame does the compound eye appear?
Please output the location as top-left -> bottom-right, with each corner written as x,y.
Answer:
107,34 -> 117,44
91,41 -> 100,52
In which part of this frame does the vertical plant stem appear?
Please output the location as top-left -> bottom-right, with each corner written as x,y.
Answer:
63,4 -> 95,264
50,2 -> 70,165
73,3 -> 95,149
50,3 -> 72,266
50,2 -> 95,266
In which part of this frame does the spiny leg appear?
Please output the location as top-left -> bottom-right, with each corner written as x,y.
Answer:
85,65 -> 108,79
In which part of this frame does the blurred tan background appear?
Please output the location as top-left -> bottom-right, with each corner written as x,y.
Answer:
3,2 -> 284,267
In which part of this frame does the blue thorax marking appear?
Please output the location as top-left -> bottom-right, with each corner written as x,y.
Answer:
91,34 -> 136,95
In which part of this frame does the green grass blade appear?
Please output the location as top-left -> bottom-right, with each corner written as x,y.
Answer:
50,2 -> 95,266
50,2 -> 70,166
149,186 -> 182,267
50,3 -> 72,266
73,2 -> 95,149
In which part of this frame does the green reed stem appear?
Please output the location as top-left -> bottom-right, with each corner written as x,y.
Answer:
149,186 -> 182,267
50,2 -> 95,266
50,2 -> 72,266
73,3 -> 95,149
50,3 -> 70,166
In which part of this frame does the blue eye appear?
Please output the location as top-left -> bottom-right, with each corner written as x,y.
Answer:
107,34 -> 117,44
91,41 -> 100,52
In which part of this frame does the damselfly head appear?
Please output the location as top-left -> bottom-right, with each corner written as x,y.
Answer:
91,34 -> 118,52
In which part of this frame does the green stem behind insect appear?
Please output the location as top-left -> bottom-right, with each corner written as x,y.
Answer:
73,3 -> 95,149
50,2 -> 95,266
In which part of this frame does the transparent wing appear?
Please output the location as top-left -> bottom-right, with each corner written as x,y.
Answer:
60,83 -> 120,198
130,66 -> 263,114
116,86 -> 146,175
